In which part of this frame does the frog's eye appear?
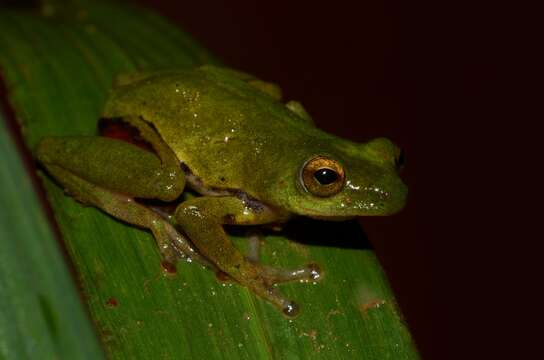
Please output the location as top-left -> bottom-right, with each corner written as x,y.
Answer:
300,156 -> 345,197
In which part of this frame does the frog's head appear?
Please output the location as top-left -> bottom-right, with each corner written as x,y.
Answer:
280,137 -> 407,219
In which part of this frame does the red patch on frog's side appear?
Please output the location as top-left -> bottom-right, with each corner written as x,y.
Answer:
98,118 -> 154,153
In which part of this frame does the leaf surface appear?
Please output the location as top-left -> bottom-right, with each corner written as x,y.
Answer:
0,113 -> 104,360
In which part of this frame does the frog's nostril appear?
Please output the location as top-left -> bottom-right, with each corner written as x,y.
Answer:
395,149 -> 406,171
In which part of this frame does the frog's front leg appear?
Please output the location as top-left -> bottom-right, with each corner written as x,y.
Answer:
175,196 -> 320,316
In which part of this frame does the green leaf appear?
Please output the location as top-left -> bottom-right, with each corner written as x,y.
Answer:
0,2 -> 419,359
0,113 -> 104,359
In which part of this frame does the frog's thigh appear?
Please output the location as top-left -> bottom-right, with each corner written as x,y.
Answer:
35,136 -> 199,264
37,136 -> 184,201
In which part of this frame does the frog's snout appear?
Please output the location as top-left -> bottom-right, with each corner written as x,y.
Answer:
385,179 -> 408,215
356,170 -> 407,216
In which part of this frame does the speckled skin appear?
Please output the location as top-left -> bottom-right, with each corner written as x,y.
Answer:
36,65 -> 407,316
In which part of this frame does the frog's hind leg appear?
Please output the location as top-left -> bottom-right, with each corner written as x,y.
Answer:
48,164 -> 198,266
35,136 -> 214,270
175,195 -> 322,316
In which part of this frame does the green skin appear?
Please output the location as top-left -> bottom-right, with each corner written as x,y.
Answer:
36,65 -> 407,316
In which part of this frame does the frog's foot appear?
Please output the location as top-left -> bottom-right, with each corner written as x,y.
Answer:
244,230 -> 321,284
253,283 -> 300,317
231,261 -> 319,317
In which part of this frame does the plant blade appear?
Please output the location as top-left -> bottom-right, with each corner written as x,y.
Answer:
0,113 -> 104,360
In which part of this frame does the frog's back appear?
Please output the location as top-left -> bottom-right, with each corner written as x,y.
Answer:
103,66 -> 342,198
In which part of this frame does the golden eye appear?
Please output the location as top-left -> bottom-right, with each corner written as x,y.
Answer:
300,156 -> 345,197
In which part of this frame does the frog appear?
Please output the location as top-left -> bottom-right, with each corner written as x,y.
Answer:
35,65 -> 407,317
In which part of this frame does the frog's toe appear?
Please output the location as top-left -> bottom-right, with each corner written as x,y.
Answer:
150,224 -> 184,274
160,259 -> 178,275
282,301 -> 300,318
261,262 -> 322,284
245,262 -> 321,316
254,283 -> 300,318
246,231 -> 262,263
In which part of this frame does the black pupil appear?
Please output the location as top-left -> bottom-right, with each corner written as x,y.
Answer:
314,168 -> 338,185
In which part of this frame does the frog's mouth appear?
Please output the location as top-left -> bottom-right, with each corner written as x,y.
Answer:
295,192 -> 406,218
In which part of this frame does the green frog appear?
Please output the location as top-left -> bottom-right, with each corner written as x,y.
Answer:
36,65 -> 407,316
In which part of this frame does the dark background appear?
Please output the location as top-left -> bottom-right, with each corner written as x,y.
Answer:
133,0 -> 433,357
